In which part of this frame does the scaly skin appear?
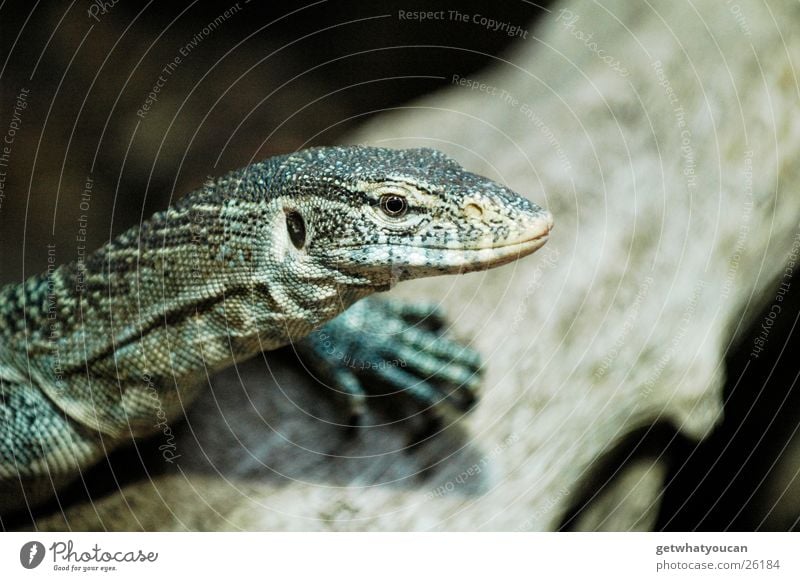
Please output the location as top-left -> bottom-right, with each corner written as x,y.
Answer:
0,146 -> 551,513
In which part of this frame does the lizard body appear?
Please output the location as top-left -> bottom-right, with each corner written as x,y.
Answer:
0,146 -> 551,513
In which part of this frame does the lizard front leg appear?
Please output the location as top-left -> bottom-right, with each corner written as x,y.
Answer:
0,379 -> 112,515
294,297 -> 482,437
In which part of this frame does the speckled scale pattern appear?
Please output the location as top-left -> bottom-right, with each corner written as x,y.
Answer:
0,146 -> 551,512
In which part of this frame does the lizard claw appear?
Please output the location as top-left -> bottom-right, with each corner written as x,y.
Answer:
293,297 -> 482,435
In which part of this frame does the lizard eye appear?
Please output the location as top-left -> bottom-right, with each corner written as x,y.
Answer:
285,210 -> 306,249
379,194 -> 408,217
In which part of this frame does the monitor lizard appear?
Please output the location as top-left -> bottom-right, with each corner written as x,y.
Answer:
0,146 -> 552,513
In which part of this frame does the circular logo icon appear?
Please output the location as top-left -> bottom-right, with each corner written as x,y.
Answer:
19,541 -> 45,569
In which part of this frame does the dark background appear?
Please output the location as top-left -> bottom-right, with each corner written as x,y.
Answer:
0,0 -> 548,282
1,1 -> 798,531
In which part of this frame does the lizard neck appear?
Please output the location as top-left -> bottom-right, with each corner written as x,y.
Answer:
3,165 -> 371,390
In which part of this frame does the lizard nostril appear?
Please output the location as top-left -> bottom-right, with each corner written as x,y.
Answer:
464,202 -> 484,218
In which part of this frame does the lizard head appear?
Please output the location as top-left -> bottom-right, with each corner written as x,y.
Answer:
268,146 -> 553,290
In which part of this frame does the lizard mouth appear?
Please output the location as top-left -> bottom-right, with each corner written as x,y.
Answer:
366,224 -> 550,275
328,211 -> 553,278
450,229 -> 550,273
454,211 -> 553,270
